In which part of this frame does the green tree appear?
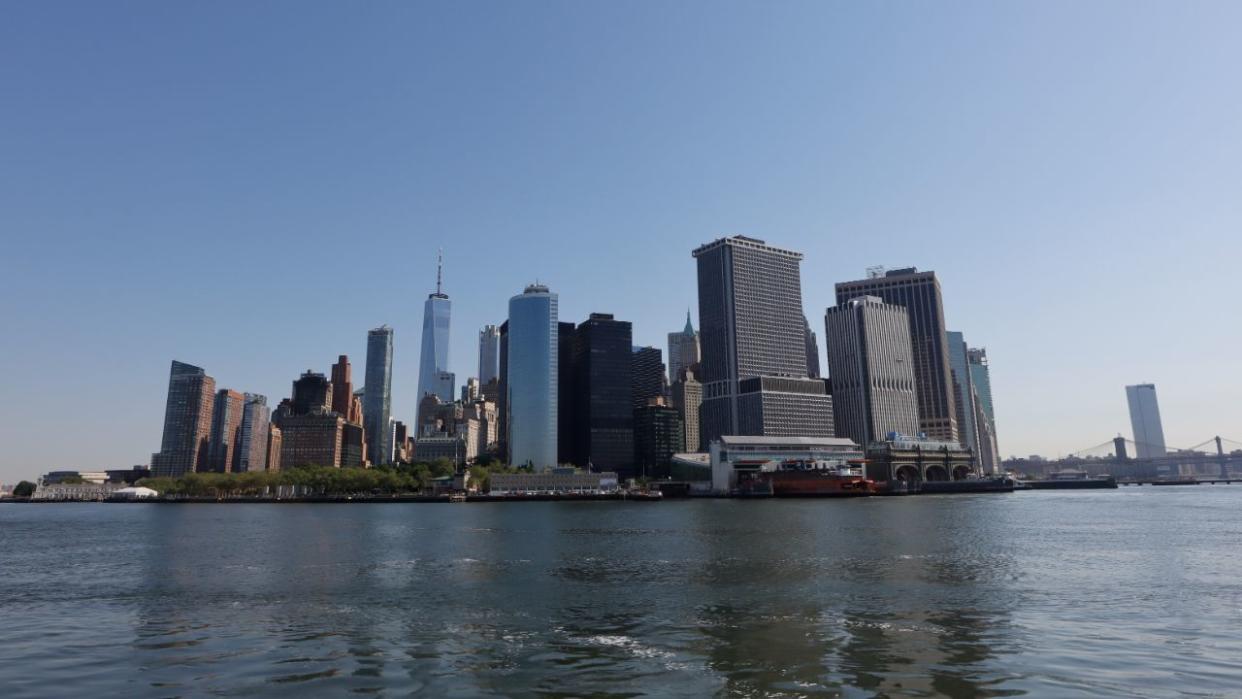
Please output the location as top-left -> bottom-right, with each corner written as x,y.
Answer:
13,481 -> 36,498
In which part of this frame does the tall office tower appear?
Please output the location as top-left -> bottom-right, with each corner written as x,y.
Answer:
151,360 -> 217,477
836,267 -> 958,442
417,252 -> 453,416
1126,383 -> 1167,459
265,423 -> 282,472
666,311 -> 700,385
670,366 -> 702,452
571,313 -> 634,474
506,284 -> 558,469
804,316 -> 822,379
206,388 -> 245,473
946,331 -> 980,455
364,325 -> 394,465
631,346 -> 667,410
237,393 -> 270,472
557,322 -> 576,464
291,371 -> 332,415
478,325 -> 501,384
968,347 -> 999,460
633,397 -> 683,480
693,235 -> 830,444
330,355 -> 353,418
824,296 -> 921,447
497,321 -> 509,462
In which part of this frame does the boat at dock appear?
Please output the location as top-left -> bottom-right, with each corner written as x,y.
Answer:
1149,476 -> 1199,486
1025,469 -> 1118,490
736,459 -> 875,497
918,476 -> 1015,494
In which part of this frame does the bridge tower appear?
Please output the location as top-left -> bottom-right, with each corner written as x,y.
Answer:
1217,436 -> 1226,477
1114,436 -> 1128,461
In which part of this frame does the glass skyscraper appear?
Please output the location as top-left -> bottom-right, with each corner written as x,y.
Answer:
506,284 -> 558,469
478,324 -> 501,384
417,254 -> 453,409
364,325 -> 394,464
1126,383 -> 1165,459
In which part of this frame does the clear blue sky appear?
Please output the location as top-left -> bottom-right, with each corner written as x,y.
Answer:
3,1 -> 1241,481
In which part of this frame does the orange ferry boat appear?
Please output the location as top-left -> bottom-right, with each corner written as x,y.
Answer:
738,459 -> 875,497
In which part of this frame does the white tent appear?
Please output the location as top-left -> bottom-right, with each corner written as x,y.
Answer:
114,486 -> 159,498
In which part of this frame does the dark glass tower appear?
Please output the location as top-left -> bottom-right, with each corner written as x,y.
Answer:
570,313 -> 634,475
291,371 -> 332,416
631,346 -> 667,410
557,321 -> 576,465
364,325 -> 394,464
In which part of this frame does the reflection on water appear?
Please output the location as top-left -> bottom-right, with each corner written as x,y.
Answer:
2,489 -> 1242,697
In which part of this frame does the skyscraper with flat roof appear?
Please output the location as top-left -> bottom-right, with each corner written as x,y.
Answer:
417,252 -> 453,413
151,360 -> 216,477
507,284 -> 559,469
693,235 -> 829,444
364,325 -> 394,464
291,371 -> 332,416
207,388 -> 245,473
836,267 -> 959,442
571,313 -> 634,474
946,331 -> 980,455
631,346 -> 667,410
1126,383 -> 1166,459
824,296 -> 921,448
330,355 -> 354,419
478,324 -> 501,384
968,347 -> 999,469
237,393 -> 270,472
803,316 -> 822,379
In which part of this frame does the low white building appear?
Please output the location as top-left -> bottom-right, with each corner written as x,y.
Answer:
710,436 -> 863,494
31,482 -> 126,501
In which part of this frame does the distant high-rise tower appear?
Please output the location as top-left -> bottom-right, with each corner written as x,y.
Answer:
631,346 -> 667,410
670,366 -> 703,452
207,388 -> 245,473
330,355 -> 354,419
497,320 -> 509,462
804,315 -> 821,379
1126,383 -> 1166,459
968,347 -> 999,467
666,311 -> 700,385
946,331 -> 980,455
417,251 -> 454,413
571,313 -> 634,474
507,284 -> 559,469
836,267 -> 958,442
291,371 -> 332,416
824,296 -> 920,447
237,393 -> 270,473
364,325 -> 394,464
151,360 -> 216,477
478,324 -> 501,384
693,235 -> 830,444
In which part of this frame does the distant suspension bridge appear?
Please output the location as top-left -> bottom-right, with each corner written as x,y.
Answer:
1019,435 -> 1242,480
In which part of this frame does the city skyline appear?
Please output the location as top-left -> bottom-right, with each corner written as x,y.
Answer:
4,2 -> 1242,481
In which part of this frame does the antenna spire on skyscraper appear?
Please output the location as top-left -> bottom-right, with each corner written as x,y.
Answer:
436,247 -> 443,296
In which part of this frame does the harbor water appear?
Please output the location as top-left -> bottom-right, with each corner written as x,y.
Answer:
1,487 -> 1240,697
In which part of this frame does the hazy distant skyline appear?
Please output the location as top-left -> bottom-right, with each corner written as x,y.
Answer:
3,1 -> 1241,481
